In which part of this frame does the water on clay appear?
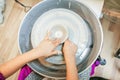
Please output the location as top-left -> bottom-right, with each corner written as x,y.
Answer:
68,1 -> 71,9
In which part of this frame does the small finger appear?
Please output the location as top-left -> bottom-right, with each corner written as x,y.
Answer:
57,50 -> 62,55
52,50 -> 62,55
47,50 -> 62,57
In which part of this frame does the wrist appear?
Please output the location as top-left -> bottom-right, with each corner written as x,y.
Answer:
64,52 -> 76,58
64,54 -> 76,62
64,55 -> 76,67
28,49 -> 44,59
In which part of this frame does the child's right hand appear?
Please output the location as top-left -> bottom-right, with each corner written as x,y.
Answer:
63,40 -> 79,80
63,40 -> 78,58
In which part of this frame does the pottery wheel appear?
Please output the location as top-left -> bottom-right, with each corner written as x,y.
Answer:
31,9 -> 92,67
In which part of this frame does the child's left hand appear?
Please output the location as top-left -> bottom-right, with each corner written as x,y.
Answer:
0,33 -> 60,78
34,33 -> 61,57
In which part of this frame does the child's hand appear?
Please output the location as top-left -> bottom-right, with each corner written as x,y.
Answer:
34,33 -> 60,57
63,40 -> 79,80
63,39 -> 78,58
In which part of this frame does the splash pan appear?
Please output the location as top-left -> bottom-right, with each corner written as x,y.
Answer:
18,0 -> 103,79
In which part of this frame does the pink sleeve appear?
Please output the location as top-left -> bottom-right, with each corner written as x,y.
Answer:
18,65 -> 32,80
0,73 -> 5,80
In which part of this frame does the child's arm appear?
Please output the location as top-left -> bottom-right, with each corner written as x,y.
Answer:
63,40 -> 79,80
0,49 -> 39,78
0,37 -> 60,78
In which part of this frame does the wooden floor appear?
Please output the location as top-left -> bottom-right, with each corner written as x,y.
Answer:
0,0 -> 41,80
0,0 -> 120,80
